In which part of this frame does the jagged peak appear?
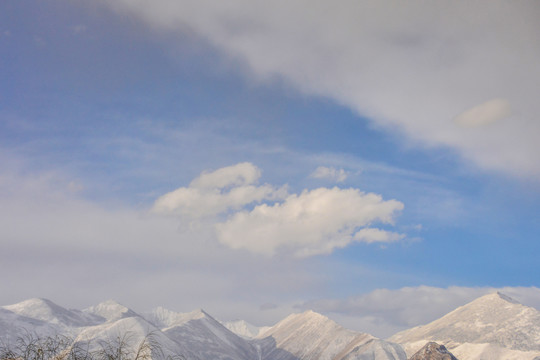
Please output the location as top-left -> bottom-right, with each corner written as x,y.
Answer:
409,341 -> 458,360
154,308 -> 216,330
260,309 -> 340,338
182,308 -> 209,320
84,299 -> 138,321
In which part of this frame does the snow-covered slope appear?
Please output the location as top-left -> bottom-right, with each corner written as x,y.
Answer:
389,292 -> 540,359
0,298 -> 105,340
256,310 -> 406,360
4,298 -> 103,328
84,300 -> 139,322
221,319 -> 269,339
141,306 -> 187,329
74,315 -> 188,359
161,309 -> 258,360
0,307 -> 61,342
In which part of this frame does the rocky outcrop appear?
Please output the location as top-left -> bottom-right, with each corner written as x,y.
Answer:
409,342 -> 458,360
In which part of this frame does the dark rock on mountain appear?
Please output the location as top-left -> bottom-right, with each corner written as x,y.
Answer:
409,342 -> 458,360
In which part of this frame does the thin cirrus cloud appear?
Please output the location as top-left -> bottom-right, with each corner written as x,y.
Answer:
106,0 -> 540,178
153,163 -> 405,257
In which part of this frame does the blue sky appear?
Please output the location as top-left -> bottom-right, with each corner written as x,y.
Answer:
2,0 -> 540,337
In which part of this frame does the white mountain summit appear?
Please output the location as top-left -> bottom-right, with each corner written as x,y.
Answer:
255,310 -> 406,360
389,292 -> 540,360
4,298 -> 103,327
84,299 -> 140,322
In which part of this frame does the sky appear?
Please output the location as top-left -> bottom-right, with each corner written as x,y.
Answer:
1,0 -> 540,338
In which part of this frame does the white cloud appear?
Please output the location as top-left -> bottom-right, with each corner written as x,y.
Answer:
311,166 -> 348,182
107,0 -> 540,178
152,162 -> 288,218
215,186 -> 404,257
150,163 -> 405,257
454,98 -> 511,128
189,162 -> 261,189
299,286 -> 540,338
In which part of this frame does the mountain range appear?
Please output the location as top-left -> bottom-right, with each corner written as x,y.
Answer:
1,292 -> 539,360
0,298 -> 405,360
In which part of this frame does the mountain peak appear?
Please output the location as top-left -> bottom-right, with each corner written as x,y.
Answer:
3,298 -> 58,321
469,291 -> 520,305
144,307 -> 213,329
390,291 -> 540,355
84,300 -> 138,321
258,308 -> 405,360
291,309 -> 329,322
3,298 -> 102,327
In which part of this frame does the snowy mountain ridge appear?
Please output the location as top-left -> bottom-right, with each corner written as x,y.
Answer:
2,292 -> 540,360
389,292 -> 540,360
0,298 -> 404,360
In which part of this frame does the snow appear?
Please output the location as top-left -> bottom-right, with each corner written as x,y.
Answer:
256,310 -> 406,360
4,298 -> 102,327
221,319 -> 269,339
0,298 -> 405,360
83,300 -> 139,322
389,292 -> 540,359
6,293 -> 539,360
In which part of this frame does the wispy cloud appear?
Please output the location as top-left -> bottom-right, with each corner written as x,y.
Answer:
454,98 -> 511,128
106,0 -> 540,178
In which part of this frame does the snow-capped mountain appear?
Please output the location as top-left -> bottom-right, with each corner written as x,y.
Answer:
4,298 -> 103,328
255,310 -> 406,360
156,308 -> 259,360
389,292 -> 540,359
0,298 -> 104,340
74,315 -> 187,359
0,298 -> 405,360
